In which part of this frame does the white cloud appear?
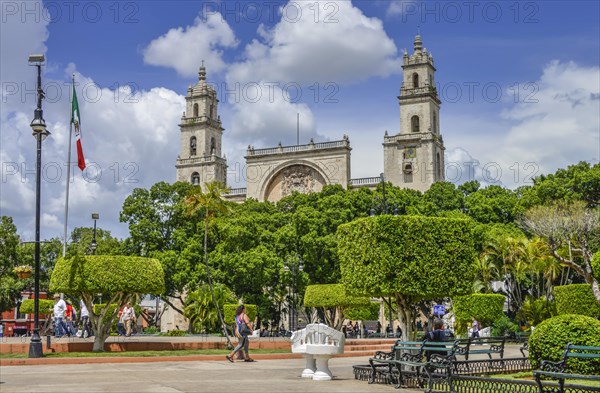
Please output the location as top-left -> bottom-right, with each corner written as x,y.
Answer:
386,1 -> 418,17
228,1 -> 401,86
442,61 -> 600,189
1,64 -> 186,240
143,12 -> 238,77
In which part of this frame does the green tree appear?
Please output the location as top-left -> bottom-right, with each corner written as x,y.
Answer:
303,284 -> 370,330
0,216 -> 23,312
338,215 -> 475,340
464,185 -> 519,224
421,181 -> 464,215
120,181 -> 194,255
50,254 -> 165,351
522,201 -> 600,303
185,181 -> 232,346
67,227 -> 123,256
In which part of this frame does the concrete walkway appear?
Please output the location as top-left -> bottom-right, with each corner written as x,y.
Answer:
0,355 -> 408,393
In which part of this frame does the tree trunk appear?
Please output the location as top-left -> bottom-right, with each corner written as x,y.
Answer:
396,294 -> 415,341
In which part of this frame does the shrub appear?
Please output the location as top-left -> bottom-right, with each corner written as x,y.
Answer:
529,314 -> 600,374
554,284 -> 600,318
166,329 -> 187,336
517,296 -> 556,326
454,294 -> 505,334
491,315 -> 520,338
19,299 -> 54,315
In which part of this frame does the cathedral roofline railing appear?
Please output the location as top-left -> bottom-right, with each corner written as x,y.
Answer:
246,137 -> 350,157
399,84 -> 438,97
176,155 -> 227,166
225,187 -> 247,196
349,177 -> 381,187
180,116 -> 222,127
383,132 -> 443,144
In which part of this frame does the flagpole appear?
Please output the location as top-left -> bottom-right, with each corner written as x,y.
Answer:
62,74 -> 75,257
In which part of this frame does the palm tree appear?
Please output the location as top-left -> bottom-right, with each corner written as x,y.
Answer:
185,181 -> 232,347
184,283 -> 236,333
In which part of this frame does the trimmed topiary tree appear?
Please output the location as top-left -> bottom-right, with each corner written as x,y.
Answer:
20,299 -> 54,335
529,314 -> 600,374
345,302 -> 380,322
303,284 -> 371,330
338,215 -> 475,340
554,284 -> 600,317
50,255 -> 165,352
454,294 -> 505,334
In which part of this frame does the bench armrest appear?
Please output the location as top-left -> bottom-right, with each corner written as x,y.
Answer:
428,354 -> 455,368
399,352 -> 423,363
372,350 -> 394,361
539,359 -> 567,373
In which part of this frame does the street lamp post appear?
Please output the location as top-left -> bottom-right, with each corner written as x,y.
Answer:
90,213 -> 99,254
28,53 -> 50,358
284,255 -> 303,332
371,173 -> 395,337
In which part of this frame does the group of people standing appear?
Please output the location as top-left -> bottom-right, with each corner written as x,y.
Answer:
53,295 -> 138,338
52,293 -> 92,338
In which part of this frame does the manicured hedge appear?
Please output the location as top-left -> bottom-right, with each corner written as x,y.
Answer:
338,215 -> 475,299
50,255 -> 165,295
345,302 -> 380,321
223,304 -> 257,324
529,314 -> 600,374
454,293 -> 505,333
554,284 -> 600,317
19,299 -> 54,314
303,284 -> 370,308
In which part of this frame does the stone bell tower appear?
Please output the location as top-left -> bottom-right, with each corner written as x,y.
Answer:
383,34 -> 445,192
176,63 -> 227,186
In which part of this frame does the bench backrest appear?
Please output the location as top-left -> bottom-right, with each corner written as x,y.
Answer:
392,341 -> 425,360
455,336 -> 505,355
564,344 -> 600,361
291,323 -> 345,354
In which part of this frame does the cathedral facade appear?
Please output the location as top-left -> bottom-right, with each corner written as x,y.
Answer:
175,35 -> 445,199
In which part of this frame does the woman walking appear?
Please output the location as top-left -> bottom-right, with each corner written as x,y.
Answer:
226,305 -> 255,363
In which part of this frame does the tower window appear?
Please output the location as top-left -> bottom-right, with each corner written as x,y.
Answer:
436,152 -> 442,180
210,137 -> 216,155
411,115 -> 420,133
403,163 -> 413,183
191,172 -> 200,185
190,136 -> 197,156
433,113 -> 437,133
412,73 -> 419,88
193,103 -> 199,118
210,104 -> 214,118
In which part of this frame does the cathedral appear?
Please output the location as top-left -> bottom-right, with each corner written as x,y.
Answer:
175,35 -> 445,200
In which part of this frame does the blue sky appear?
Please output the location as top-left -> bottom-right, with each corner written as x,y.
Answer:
1,0 -> 599,241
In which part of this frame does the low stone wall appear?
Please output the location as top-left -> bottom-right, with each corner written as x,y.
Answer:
0,337 -> 290,354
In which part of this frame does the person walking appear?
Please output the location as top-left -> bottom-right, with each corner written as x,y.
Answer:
471,317 -> 480,339
52,294 -> 69,337
120,301 -> 136,337
79,299 -> 93,338
226,305 -> 255,363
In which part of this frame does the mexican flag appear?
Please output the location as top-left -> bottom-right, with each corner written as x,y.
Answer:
71,85 -> 86,171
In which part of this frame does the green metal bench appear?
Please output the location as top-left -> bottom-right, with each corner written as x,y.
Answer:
456,336 -> 506,360
369,339 -> 459,392
534,343 -> 600,393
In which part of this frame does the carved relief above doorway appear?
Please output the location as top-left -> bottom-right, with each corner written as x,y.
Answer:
264,164 -> 327,202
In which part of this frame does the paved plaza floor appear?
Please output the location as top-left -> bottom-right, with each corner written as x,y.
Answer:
0,355 -> 409,393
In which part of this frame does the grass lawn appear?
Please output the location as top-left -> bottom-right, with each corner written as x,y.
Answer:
2,348 -> 292,359
491,372 -> 600,388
